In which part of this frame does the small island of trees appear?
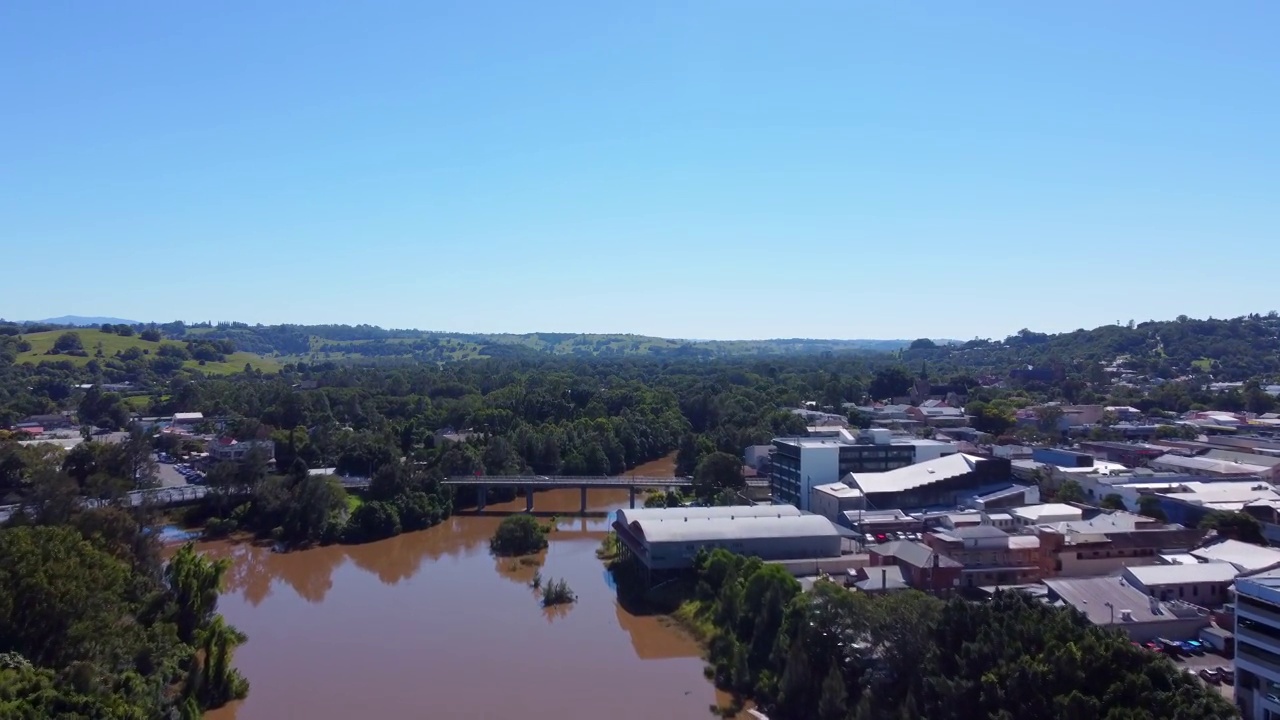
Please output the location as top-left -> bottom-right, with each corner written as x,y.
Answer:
490,514 -> 549,557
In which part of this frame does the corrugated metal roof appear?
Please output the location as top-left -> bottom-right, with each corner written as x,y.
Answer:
849,453 -> 982,494
627,514 -> 839,544
1191,539 -> 1280,572
615,505 -> 800,526
1124,562 -> 1238,587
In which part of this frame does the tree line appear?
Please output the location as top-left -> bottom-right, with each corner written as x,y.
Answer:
680,549 -> 1236,719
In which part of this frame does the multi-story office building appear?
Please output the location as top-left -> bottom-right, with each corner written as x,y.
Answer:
1234,571 -> 1280,718
770,428 -> 956,511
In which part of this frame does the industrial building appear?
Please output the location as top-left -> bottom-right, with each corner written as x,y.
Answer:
809,482 -> 863,521
1121,562 -> 1238,606
770,428 -> 957,510
1042,575 -> 1210,642
611,506 -> 842,572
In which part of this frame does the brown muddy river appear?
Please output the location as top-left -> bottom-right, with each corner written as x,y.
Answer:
204,455 -> 728,720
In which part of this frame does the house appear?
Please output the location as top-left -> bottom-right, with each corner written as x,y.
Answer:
1122,562 -> 1238,606
18,413 -> 74,430
906,406 -> 969,428
434,428 -> 482,445
924,525 -> 1042,588
849,564 -> 910,594
172,412 -> 204,426
208,437 -> 275,463
867,540 -> 963,596
1042,576 -> 1211,642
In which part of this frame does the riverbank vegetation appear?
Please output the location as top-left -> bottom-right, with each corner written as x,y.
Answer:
678,549 -> 1236,719
0,509 -> 247,717
490,514 -> 548,556
187,454 -> 453,548
595,530 -> 622,562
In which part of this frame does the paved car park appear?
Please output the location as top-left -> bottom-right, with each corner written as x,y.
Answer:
1170,651 -> 1234,702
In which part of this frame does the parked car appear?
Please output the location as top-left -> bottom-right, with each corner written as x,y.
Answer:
1157,638 -> 1182,656
1185,640 -> 1206,655
1198,668 -> 1221,685
1142,641 -> 1162,653
1176,641 -> 1197,656
1218,667 -> 1234,685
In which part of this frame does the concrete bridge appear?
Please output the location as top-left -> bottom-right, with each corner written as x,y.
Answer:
443,475 -> 771,512
443,475 -> 694,512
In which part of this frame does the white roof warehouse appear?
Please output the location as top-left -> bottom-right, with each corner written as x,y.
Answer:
611,506 -> 841,572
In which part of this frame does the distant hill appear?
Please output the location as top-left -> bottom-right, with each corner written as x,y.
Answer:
14,329 -> 278,375
40,315 -> 140,326
172,324 -> 921,362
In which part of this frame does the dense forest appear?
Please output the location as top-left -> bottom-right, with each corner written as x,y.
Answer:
677,549 -> 1236,719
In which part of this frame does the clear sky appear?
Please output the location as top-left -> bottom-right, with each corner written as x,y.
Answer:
2,2 -> 1277,341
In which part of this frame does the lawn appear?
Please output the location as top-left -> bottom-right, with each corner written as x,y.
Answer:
15,329 -> 281,374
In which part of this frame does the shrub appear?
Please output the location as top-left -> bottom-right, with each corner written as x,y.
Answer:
489,514 -> 548,557
540,577 -> 576,607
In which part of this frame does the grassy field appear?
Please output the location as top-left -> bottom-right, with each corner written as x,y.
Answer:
16,329 -> 280,374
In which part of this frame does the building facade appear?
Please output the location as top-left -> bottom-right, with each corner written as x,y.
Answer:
770,429 -> 957,510
1234,574 -> 1280,719
924,526 -> 1042,588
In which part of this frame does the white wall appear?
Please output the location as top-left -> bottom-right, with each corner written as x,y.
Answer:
798,445 -> 840,512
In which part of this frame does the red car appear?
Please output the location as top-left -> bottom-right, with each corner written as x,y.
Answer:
1143,641 -> 1162,653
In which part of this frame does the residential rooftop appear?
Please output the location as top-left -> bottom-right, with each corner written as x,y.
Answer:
869,540 -> 962,569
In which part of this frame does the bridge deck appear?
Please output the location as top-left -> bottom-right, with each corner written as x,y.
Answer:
443,475 -> 693,487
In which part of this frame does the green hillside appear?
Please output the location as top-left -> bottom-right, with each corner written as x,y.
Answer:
16,329 -> 279,374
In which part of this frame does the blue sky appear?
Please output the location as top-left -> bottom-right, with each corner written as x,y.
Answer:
2,2 -> 1277,340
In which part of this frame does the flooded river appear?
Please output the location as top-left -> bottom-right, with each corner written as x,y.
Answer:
204,455 -> 729,720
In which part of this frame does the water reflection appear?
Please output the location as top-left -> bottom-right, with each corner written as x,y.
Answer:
205,454 -> 728,720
